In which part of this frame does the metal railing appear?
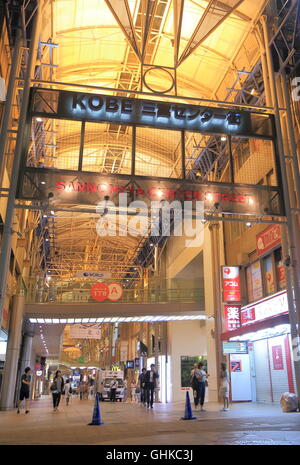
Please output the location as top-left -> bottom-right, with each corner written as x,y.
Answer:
25,277 -> 204,305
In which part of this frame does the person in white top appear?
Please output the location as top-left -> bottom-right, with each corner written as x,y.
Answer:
64,379 -> 72,406
219,362 -> 230,411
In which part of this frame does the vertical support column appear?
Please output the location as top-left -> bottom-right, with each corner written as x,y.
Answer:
0,2 -> 43,326
228,135 -> 234,183
255,27 -> 272,107
261,15 -> 300,399
203,224 -> 222,402
78,121 -> 85,171
154,322 -> 159,402
131,126 -> 136,176
0,295 -> 25,410
280,72 -> 300,210
181,131 -> 186,179
20,329 -> 34,373
0,28 -> 22,184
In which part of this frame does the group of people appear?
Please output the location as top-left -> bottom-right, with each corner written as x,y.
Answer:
50,370 -> 74,411
16,361 -> 230,414
190,362 -> 230,412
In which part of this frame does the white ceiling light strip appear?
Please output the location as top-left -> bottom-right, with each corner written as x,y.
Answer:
29,314 -> 206,324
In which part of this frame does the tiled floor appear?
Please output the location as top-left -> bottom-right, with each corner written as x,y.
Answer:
0,396 -> 299,445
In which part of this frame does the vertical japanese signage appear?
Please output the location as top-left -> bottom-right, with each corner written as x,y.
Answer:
224,305 -> 241,331
222,266 -> 241,302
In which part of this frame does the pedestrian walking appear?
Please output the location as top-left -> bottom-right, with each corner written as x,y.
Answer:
190,363 -> 201,411
110,376 -> 118,402
83,382 -> 89,400
64,379 -> 72,406
138,368 -> 147,405
79,381 -> 84,400
17,367 -> 31,414
123,378 -> 128,402
131,380 -> 136,402
51,370 -> 65,411
219,362 -> 230,411
197,362 -> 209,412
145,364 -> 159,409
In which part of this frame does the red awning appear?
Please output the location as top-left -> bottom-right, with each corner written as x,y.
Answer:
221,313 -> 289,341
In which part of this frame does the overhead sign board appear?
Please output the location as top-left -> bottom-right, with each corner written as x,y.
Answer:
19,168 -> 282,217
30,87 -> 274,139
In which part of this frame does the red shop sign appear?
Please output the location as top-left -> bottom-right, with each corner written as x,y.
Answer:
256,224 -> 281,256
222,266 -> 241,302
224,305 -> 241,331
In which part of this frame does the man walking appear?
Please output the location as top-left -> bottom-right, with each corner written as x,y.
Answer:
17,367 -> 31,414
138,368 -> 147,405
145,364 -> 159,409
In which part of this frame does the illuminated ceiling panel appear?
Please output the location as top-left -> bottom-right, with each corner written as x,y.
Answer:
51,0 -> 266,98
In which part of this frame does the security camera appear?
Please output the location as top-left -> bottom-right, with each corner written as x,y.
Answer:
48,192 -> 54,199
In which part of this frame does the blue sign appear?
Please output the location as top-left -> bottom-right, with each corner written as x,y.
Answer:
223,342 -> 248,354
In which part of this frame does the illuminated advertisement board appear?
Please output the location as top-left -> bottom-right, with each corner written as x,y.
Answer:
30,88 -> 274,139
222,266 -> 241,302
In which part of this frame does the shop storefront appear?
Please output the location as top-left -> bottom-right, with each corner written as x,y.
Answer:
222,290 -> 296,403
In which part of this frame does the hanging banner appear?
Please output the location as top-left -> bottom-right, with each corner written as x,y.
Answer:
69,324 -> 102,339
